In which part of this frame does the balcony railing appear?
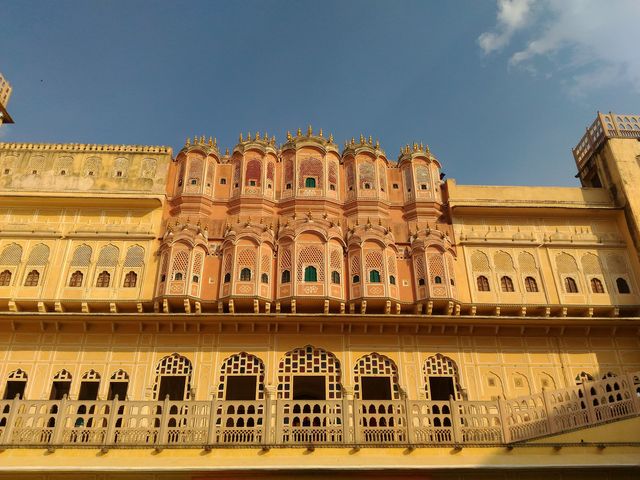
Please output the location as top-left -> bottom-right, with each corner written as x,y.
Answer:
0,372 -> 638,448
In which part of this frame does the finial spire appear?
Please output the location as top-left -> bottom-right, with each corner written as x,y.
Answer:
287,131 -> 292,140
239,133 -> 243,142
186,137 -> 191,147
307,125 -> 313,136
297,127 -> 302,136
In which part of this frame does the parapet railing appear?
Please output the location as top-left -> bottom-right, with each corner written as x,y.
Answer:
573,112 -> 640,168
0,372 -> 638,449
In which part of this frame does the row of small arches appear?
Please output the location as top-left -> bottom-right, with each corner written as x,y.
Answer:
475,274 -> 631,294
0,269 -> 138,289
225,267 -> 393,285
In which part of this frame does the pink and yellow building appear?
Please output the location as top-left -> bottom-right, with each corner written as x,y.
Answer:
0,113 -> 639,478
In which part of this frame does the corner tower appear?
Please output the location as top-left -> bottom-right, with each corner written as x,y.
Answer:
573,112 -> 640,257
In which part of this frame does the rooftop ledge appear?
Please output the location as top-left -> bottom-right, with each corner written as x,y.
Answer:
0,142 -> 172,155
446,180 -> 613,210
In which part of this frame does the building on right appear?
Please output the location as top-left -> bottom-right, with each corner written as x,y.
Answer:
0,73 -> 13,126
574,112 -> 640,255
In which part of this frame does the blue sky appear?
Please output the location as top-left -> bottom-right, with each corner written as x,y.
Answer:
1,0 -> 639,186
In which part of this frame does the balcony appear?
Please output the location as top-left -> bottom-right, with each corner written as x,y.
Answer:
0,373 -> 638,449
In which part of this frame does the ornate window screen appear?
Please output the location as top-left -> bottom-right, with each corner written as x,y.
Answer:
217,352 -> 265,401
111,369 -> 129,381
124,246 -> 144,267
82,369 -> 101,380
277,345 -> 341,400
423,354 -> 461,400
70,244 -> 92,266
296,246 -> 324,282
298,158 -> 323,188
53,369 -> 72,381
245,159 -> 262,186
0,243 -> 22,265
353,353 -> 400,400
26,244 -> 49,265
96,244 -> 119,266
152,353 -> 193,400
8,369 -> 28,380
427,253 -> 444,285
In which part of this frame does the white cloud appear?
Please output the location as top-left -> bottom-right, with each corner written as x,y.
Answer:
479,0 -> 640,94
478,0 -> 535,54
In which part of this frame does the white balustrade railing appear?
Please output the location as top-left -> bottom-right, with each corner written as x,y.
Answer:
0,372 -> 637,448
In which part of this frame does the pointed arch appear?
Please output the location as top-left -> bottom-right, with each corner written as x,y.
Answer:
277,345 -> 341,400
70,244 -> 92,266
353,353 -> 400,400
217,352 -> 265,401
0,243 -> 22,265
153,353 -> 193,400
96,244 -> 119,266
124,245 -> 144,267
26,243 -> 50,265
423,354 -> 461,400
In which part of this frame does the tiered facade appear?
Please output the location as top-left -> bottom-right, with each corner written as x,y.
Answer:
0,114 -> 639,479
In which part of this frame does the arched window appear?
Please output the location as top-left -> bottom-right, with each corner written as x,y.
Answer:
224,272 -> 231,283
277,345 -> 341,400
261,273 -> 269,284
304,265 -> 317,282
79,370 -> 101,400
108,369 -> 129,400
616,277 -> 631,294
424,354 -> 461,401
153,353 -> 193,400
418,278 -> 425,286
3,369 -> 27,400
24,270 -> 40,287
217,352 -> 265,401
50,370 -> 72,400
174,272 -> 183,281
123,271 -> 137,288
369,270 -> 381,283
564,277 -> 578,293
477,275 -> 490,291
331,271 -> 340,284
192,275 -> 199,283
389,275 -> 396,285
96,271 -> 111,287
500,276 -> 514,292
352,274 -> 360,284
524,276 -> 538,292
240,268 -> 252,281
0,270 -> 11,286
353,353 -> 400,400
281,270 -> 291,283
434,276 -> 442,284
69,270 -> 83,287
305,177 -> 316,188
590,277 -> 604,293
